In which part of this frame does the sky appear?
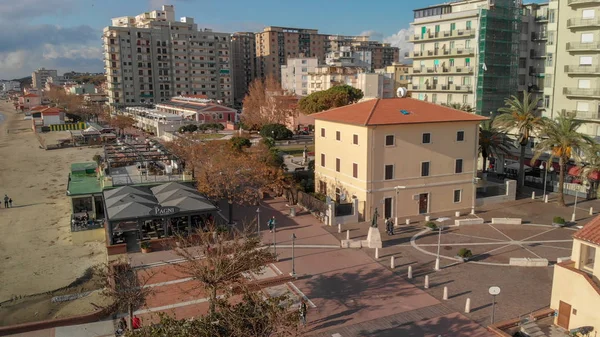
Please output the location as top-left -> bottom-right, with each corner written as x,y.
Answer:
0,0 -> 542,80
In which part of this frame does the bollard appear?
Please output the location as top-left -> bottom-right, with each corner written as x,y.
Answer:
424,275 -> 429,289
465,298 -> 471,313
390,256 -> 395,269
455,211 -> 461,217
443,286 -> 448,300
531,191 -> 536,199
338,223 -> 341,233
375,248 -> 379,260
590,207 -> 594,216
544,194 -> 548,203
425,215 -> 431,221
408,265 -> 413,279
405,219 -> 410,225
346,230 -> 350,240
571,213 -> 576,222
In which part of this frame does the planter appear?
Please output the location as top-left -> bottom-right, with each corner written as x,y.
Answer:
552,222 -> 565,228
141,247 -> 151,254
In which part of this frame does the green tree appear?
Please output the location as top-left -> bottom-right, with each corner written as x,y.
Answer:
494,91 -> 543,190
229,136 -> 252,152
531,111 -> 593,206
479,118 -> 515,172
442,102 -> 474,113
577,143 -> 600,197
298,85 -> 363,114
260,124 -> 293,140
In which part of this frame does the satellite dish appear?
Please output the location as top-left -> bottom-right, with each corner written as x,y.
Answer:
396,87 -> 408,98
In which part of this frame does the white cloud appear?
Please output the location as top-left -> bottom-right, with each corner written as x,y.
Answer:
0,0 -> 77,21
359,30 -> 384,42
383,28 -> 414,63
42,44 -> 102,60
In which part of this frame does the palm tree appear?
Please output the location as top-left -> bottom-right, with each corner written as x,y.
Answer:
479,118 -> 515,172
531,111 -> 593,206
494,91 -> 543,190
442,102 -> 474,113
576,142 -> 600,197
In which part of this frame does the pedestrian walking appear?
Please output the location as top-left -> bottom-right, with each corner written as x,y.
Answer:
388,218 -> 394,235
3,195 -> 8,208
267,216 -> 275,233
299,299 -> 307,326
385,218 -> 391,235
8,198 -> 12,208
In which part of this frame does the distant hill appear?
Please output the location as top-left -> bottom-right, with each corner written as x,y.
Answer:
11,76 -> 32,88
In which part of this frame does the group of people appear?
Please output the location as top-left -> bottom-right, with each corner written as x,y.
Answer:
385,217 -> 395,236
3,194 -> 12,208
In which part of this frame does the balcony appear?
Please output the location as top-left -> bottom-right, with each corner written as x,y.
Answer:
568,0 -> 600,5
410,84 -> 472,92
564,65 -> 600,75
531,32 -> 548,41
563,87 -> 600,98
567,42 -> 600,52
529,67 -> 545,77
535,15 -> 548,22
410,48 -> 474,59
410,29 -> 476,42
563,109 -> 600,120
530,50 -> 546,59
567,18 -> 600,29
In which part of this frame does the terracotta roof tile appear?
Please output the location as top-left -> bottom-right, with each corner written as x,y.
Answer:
313,98 -> 488,126
574,215 -> 600,246
41,107 -> 63,115
31,105 -> 49,111
22,93 -> 39,97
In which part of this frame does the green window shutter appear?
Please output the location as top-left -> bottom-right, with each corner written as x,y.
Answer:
434,59 -> 440,65
435,25 -> 440,32
466,21 -> 472,29
450,23 -> 456,31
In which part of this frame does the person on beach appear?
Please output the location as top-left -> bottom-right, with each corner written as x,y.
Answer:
3,194 -> 8,208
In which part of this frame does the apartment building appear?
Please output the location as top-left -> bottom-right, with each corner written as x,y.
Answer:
518,2 -> 549,105
231,32 -> 257,107
32,68 -> 58,89
306,66 -> 365,95
313,97 -> 486,220
543,0 -> 600,137
281,57 -> 319,96
255,26 -> 399,81
102,5 -> 233,110
378,63 -> 412,93
0,81 -> 20,92
551,214 -> 600,332
408,0 -> 521,115
325,46 -> 372,69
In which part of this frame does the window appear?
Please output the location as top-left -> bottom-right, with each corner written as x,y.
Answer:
580,56 -> 593,66
353,163 -> 358,178
320,128 -> 325,137
450,23 -> 456,31
336,158 -> 341,172
453,189 -> 462,203
422,133 -> 431,144
579,79 -> 591,89
465,40 -> 471,48
581,33 -> 594,43
549,9 -> 555,23
582,244 -> 596,271
421,162 -> 430,177
544,95 -> 550,108
577,102 -> 590,112
466,21 -> 472,30
582,9 -> 595,19
385,165 -> 394,180
463,95 -> 468,104
320,153 -> 325,167
335,131 -> 341,141
457,131 -> 465,141
432,93 -> 437,103
519,58 -> 527,68
385,135 -> 395,146
455,159 -> 463,173
546,53 -> 553,67
353,134 -> 359,145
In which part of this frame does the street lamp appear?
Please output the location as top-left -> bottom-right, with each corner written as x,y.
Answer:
539,162 -> 554,199
471,178 -> 481,215
434,217 -> 451,271
572,182 -> 589,222
272,217 -> 277,259
394,186 -> 406,227
256,206 -> 261,237
290,233 -> 297,277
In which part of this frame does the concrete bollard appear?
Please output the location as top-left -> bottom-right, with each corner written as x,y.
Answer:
408,265 -> 413,279
443,286 -> 448,300
425,215 -> 431,221
395,217 -> 399,227
424,275 -> 429,289
571,213 -> 576,222
375,248 -> 379,260
405,219 -> 410,225
544,194 -> 548,203
532,191 -> 536,199
455,211 -> 461,217
338,223 -> 341,233
590,207 -> 594,216
346,230 -> 350,240
390,256 -> 395,269
465,298 -> 471,313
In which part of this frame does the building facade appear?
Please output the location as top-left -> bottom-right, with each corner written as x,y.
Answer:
519,3 -> 549,105
32,68 -> 58,89
325,46 -> 372,69
543,0 -> 600,137
379,63 -> 411,93
231,32 -> 257,107
306,66 -> 365,95
102,5 -> 233,110
281,57 -> 319,96
408,0 -> 521,115
551,215 -> 600,332
313,98 -> 486,221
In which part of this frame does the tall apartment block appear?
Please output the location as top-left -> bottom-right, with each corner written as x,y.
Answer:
255,26 -> 399,81
231,32 -> 257,107
102,5 -> 232,109
408,0 -> 521,116
281,58 -> 319,96
32,68 -> 58,89
519,3 -> 549,105
544,0 -> 600,137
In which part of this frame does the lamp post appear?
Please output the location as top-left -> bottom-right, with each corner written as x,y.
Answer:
256,206 -> 261,237
471,178 -> 480,215
394,186 -> 406,227
540,162 -> 554,199
290,233 -> 297,277
272,218 -> 277,258
434,217 -> 451,271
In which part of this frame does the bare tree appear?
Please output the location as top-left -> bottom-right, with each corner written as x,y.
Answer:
241,76 -> 298,130
110,115 -> 137,136
94,261 -> 155,331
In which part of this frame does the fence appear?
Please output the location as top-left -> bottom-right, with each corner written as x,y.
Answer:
49,122 -> 86,131
298,191 -> 327,214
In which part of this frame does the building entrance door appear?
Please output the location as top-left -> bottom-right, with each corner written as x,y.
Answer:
418,193 -> 428,214
557,301 -> 571,329
384,197 -> 392,219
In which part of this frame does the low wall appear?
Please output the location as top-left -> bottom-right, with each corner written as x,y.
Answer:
72,228 -> 106,245
106,243 -> 127,256
476,180 -> 517,207
509,258 -> 549,267
455,218 -> 484,226
0,308 -> 109,336
491,218 -> 522,225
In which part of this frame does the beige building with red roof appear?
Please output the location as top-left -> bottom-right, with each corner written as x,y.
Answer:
17,93 -> 42,111
313,97 -> 487,222
551,216 -> 600,332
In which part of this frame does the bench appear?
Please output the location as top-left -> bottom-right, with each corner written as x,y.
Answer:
454,218 -> 484,226
509,258 -> 549,267
491,218 -> 522,225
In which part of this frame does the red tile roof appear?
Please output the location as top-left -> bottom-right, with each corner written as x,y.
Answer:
181,94 -> 208,99
31,105 -> 49,111
574,215 -> 600,246
313,98 -> 488,126
22,93 -> 39,98
41,107 -> 63,116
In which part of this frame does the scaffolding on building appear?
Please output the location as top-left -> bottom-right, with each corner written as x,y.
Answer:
476,0 -> 522,116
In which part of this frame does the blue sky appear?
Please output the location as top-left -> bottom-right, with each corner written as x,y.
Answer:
0,0 -> 543,79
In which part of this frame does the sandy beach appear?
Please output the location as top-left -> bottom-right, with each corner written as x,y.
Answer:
0,100 -> 105,304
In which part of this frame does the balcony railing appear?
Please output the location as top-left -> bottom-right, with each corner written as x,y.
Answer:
530,50 -> 547,58
410,29 -> 475,42
567,42 -> 600,51
564,65 -> 600,74
568,0 -> 600,5
567,18 -> 600,28
563,87 -> 600,97
563,109 -> 600,120
531,32 -> 548,41
410,48 -> 474,59
535,15 -> 548,22
410,84 -> 472,92
529,67 -> 545,76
